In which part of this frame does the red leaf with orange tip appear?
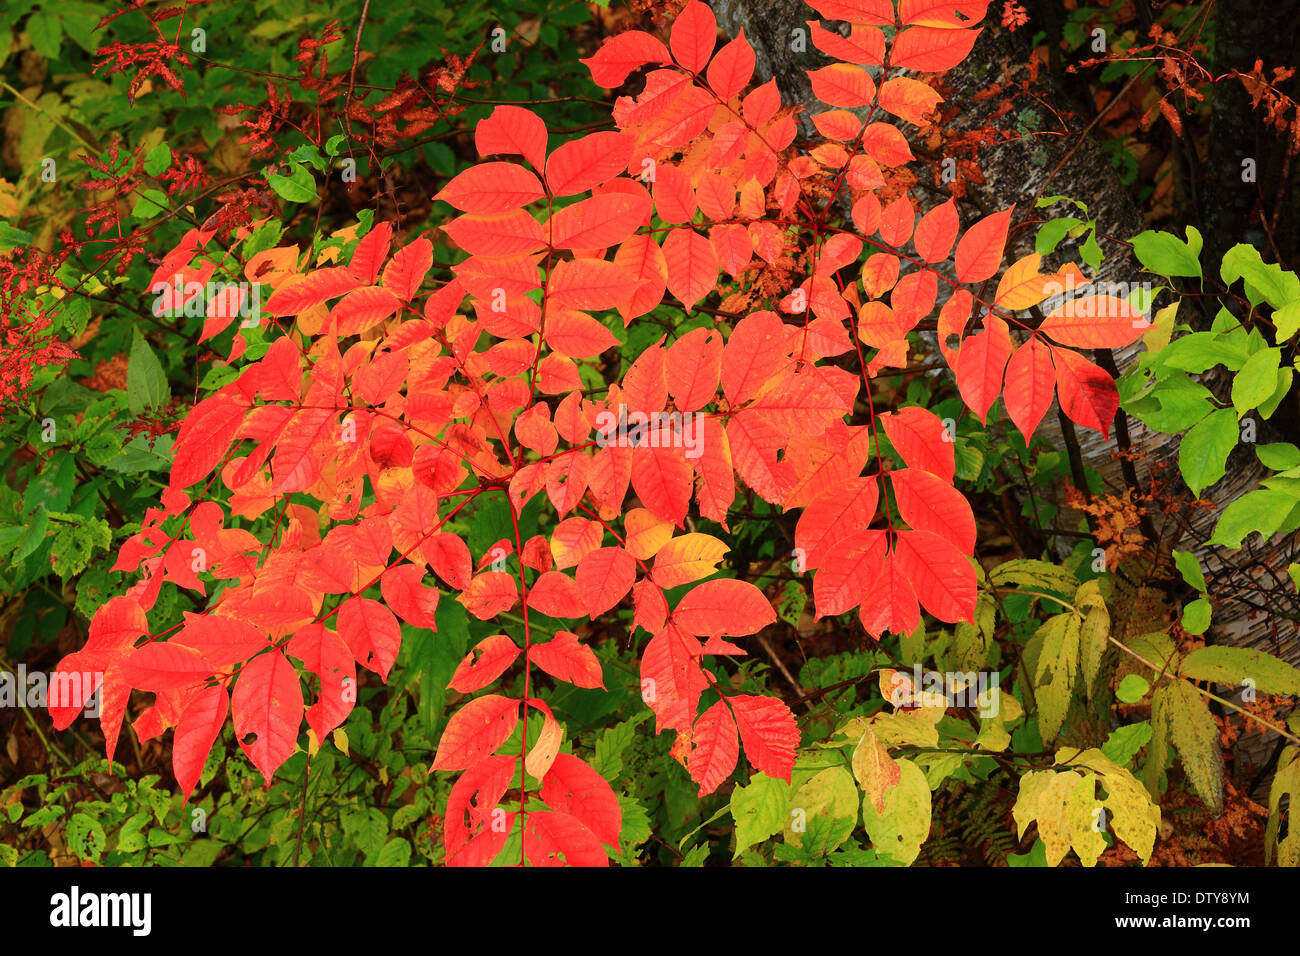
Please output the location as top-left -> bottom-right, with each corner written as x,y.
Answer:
431,694 -> 520,771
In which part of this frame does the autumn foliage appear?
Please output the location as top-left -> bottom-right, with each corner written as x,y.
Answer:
51,0 -> 1157,865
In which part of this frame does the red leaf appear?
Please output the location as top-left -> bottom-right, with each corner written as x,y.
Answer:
380,564 -> 440,630
549,258 -> 637,310
530,631 -> 604,689
449,635 -> 521,693
878,76 -> 943,125
1038,295 -> 1150,348
172,612 -> 271,668
706,30 -> 755,100
476,105 -> 548,170
809,64 -> 877,107
330,285 -> 401,336
445,754 -> 516,864
337,596 -> 401,681
232,649 -> 304,784
880,405 -> 955,483
795,476 -> 880,570
666,327 -> 723,413
458,572 -> 520,620
629,441 -> 694,527
1003,336 -> 1056,439
1052,344 -> 1118,437
523,810 -> 609,866
540,753 -> 622,847
673,578 -> 775,637
546,131 -> 633,197
807,0 -> 895,25
431,694 -> 520,771
954,314 -> 1013,422
892,529 -> 977,624
670,0 -> 718,73
381,237 -> 433,301
812,531 -> 888,618
914,198 -> 959,263
890,467 -> 976,553
641,623 -> 709,733
264,267 -> 362,316
687,699 -> 739,796
548,194 -> 648,250
434,162 -> 545,213
286,622 -> 355,740
526,570 -> 588,619
422,533 -> 473,590
580,31 -> 672,88
730,694 -> 799,782
347,221 -> 392,283
120,642 -> 212,691
663,228 -> 718,312
890,26 -> 982,71
859,549 -> 921,638
575,547 -> 636,617
954,206 -> 1012,283
173,684 -> 229,801
170,397 -> 245,490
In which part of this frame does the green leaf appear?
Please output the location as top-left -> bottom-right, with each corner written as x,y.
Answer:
1256,442 -> 1300,471
66,814 -> 106,862
49,513 -> 110,579
1116,674 -> 1150,704
1180,598 -> 1211,636
1178,407 -> 1236,496
1256,367 -> 1294,420
1159,331 -> 1249,374
1102,722 -> 1153,766
130,188 -> 169,221
27,12 -> 62,60
1131,227 -> 1202,278
1208,488 -> 1300,548
1231,347 -> 1281,415
731,772 -> 791,858
1273,300 -> 1300,343
1172,549 -> 1207,592
267,163 -> 317,204
127,328 -> 168,414
1035,216 -> 1084,256
367,837 -> 411,867
1180,646 -> 1300,696
144,143 -> 172,176
1221,244 -> 1300,309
